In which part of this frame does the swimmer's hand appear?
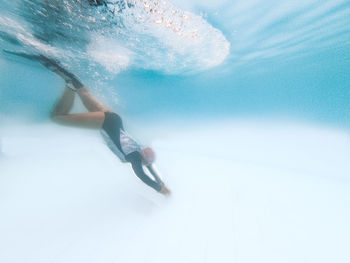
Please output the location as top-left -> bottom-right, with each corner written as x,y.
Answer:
159,184 -> 171,196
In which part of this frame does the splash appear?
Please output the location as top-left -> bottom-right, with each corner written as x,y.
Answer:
0,0 -> 230,76
87,36 -> 132,74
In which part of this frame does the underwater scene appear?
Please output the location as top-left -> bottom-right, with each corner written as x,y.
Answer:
0,1 -> 349,262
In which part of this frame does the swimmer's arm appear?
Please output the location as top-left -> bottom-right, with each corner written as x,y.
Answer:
126,152 -> 163,192
145,164 -> 163,185
146,165 -> 171,195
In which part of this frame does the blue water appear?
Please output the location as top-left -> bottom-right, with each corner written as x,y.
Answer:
1,2 -> 350,263
0,0 -> 349,127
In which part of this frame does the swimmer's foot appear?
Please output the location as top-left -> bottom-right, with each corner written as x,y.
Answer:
4,50 -> 84,90
3,50 -> 39,60
65,81 -> 77,92
37,55 -> 84,90
37,55 -> 69,79
3,50 -> 62,74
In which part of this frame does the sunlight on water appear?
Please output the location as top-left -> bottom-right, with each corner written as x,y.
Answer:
173,0 -> 350,66
0,0 -> 349,124
0,1 -> 350,262
0,0 -> 230,75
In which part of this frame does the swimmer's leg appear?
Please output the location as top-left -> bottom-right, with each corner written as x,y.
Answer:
51,84 -> 75,117
76,88 -> 111,113
35,56 -> 85,89
39,58 -> 110,112
7,51 -> 110,127
51,111 -> 105,129
32,54 -> 111,112
51,85 -> 105,129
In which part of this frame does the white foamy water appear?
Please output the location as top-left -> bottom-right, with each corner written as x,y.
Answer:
87,36 -> 132,74
0,0 -> 230,76
0,120 -> 349,263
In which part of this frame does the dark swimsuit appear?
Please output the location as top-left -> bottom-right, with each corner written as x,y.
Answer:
102,112 -> 125,157
102,112 -> 162,192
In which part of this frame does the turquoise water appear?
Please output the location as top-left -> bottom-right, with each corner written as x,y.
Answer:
0,0 -> 349,125
1,2 -> 350,263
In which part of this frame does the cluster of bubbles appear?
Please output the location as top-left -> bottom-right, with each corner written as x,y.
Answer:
0,0 -> 229,77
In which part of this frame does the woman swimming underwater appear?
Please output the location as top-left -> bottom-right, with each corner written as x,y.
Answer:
6,51 -> 171,195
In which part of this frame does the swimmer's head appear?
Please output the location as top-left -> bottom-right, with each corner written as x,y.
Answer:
141,147 -> 156,165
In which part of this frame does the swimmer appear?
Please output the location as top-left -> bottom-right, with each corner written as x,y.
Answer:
5,50 -> 171,195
